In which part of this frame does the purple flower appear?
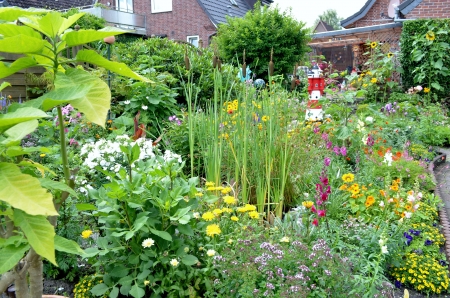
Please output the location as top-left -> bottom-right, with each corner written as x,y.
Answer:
333,146 -> 340,155
324,157 -> 331,167
395,280 -> 402,289
321,133 -> 329,141
403,232 -> 413,246
424,239 -> 433,246
340,146 -> 347,156
313,127 -> 320,134
326,141 -> 332,149
409,229 -> 421,236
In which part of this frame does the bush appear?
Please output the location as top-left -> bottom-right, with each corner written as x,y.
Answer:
213,2 -> 310,81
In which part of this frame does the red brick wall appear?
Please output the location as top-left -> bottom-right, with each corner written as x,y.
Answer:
347,0 -> 392,28
405,0 -> 450,19
98,0 -> 216,47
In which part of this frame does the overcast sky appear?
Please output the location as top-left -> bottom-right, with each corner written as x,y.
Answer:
271,0 -> 367,28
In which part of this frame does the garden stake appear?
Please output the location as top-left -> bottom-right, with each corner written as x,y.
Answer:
242,49 -> 246,78
269,47 -> 274,77
184,46 -> 190,70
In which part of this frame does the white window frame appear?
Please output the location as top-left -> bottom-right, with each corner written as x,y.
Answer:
116,0 -> 133,13
230,0 -> 238,5
152,0 -> 172,13
187,35 -> 199,47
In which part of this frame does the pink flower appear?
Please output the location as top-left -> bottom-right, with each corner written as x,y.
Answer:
340,146 -> 347,156
312,218 -> 319,226
326,141 -> 333,149
317,210 -> 326,217
311,205 -> 317,213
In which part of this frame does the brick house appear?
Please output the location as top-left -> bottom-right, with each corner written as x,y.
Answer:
1,0 -> 272,47
310,0 -> 450,72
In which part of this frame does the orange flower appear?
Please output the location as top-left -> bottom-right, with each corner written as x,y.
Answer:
379,190 -> 386,197
392,151 -> 402,161
365,196 -> 375,207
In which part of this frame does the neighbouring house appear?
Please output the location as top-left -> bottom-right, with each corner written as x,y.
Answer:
309,0 -> 450,72
313,20 -> 336,34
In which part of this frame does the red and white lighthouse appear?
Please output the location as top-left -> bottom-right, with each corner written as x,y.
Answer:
305,64 -> 324,121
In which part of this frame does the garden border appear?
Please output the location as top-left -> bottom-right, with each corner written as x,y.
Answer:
429,150 -> 450,267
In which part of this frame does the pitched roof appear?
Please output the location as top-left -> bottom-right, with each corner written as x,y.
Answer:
0,0 -> 95,10
196,0 -> 273,26
341,0 -> 425,27
340,0 -> 376,27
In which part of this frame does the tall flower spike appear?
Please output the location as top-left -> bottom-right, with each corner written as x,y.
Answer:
242,49 -> 246,78
184,46 -> 190,70
269,47 -> 274,77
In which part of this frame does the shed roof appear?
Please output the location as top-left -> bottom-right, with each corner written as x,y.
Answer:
0,0 -> 95,10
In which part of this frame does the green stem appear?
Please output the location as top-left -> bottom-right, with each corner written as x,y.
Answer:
57,107 -> 71,184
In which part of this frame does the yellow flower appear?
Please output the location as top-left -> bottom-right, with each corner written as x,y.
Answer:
202,212 -> 215,221
81,230 -> 93,239
231,216 -> 239,221
245,204 -> 257,211
223,195 -> 237,205
280,236 -> 290,243
365,195 -> 375,207
212,208 -> 223,216
302,201 -> 314,208
426,31 -> 435,41
363,83 -> 368,88
144,280 -> 150,286
195,192 -> 203,197
248,211 -> 259,219
371,78 -> 377,84
342,173 -> 355,183
387,52 -> 394,58
370,41 -> 378,48
221,207 -> 233,213
261,115 -> 269,122
221,187 -> 232,194
205,181 -> 215,187
39,153 -> 46,158
424,87 -> 430,93
257,123 -> 263,131
206,224 -> 221,237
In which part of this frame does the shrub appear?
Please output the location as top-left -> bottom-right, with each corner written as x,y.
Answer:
213,2 -> 310,81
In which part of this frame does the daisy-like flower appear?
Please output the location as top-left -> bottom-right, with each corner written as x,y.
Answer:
124,100 -> 131,104
170,258 -> 179,267
230,216 -> 239,221
81,230 -> 93,239
205,181 -> 215,187
370,41 -> 378,48
206,249 -> 216,257
381,245 -> 388,254
302,201 -> 314,208
206,224 -> 221,237
424,87 -> 430,93
144,280 -> 150,286
371,78 -> 377,84
261,115 -> 269,122
365,196 -> 375,207
142,105 -> 148,110
202,212 -> 215,221
387,52 -> 394,58
248,211 -> 259,219
223,195 -> 236,205
342,173 -> 355,183
142,238 -> 155,248
193,212 -> 200,219
425,31 -> 435,41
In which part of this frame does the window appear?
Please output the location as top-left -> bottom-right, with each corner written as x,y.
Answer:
229,0 -> 238,5
152,0 -> 172,13
116,0 -> 133,13
187,35 -> 199,47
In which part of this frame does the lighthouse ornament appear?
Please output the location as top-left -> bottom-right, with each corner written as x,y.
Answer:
305,64 -> 324,121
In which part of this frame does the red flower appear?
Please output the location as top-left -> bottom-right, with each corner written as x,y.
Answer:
317,210 -> 326,217
228,110 -> 233,114
312,218 -> 319,226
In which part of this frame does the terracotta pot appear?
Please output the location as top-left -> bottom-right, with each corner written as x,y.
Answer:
42,296 -> 68,298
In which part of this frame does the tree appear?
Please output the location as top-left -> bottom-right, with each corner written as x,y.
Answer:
313,9 -> 343,30
213,2 -> 310,80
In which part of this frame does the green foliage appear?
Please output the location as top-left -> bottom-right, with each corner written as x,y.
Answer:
112,37 -> 240,108
214,2 -> 310,80
400,19 -> 450,101
62,8 -> 106,30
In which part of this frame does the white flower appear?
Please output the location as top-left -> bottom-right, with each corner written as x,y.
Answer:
144,280 -> 150,286
404,211 -> 412,219
142,238 -> 155,248
142,105 -> 148,110
303,193 -> 309,198
193,212 -> 200,219
280,236 -> 290,243
383,151 -> 393,166
414,203 -> 420,210
365,116 -> 374,123
378,235 -> 387,246
417,192 -> 423,199
407,195 -> 416,202
362,135 -> 368,145
357,119 -> 365,131
170,258 -> 179,267
381,245 -> 388,254
124,100 -> 131,104
207,249 -> 216,257
379,201 -> 385,207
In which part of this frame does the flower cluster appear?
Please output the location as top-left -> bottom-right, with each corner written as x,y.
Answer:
73,275 -> 106,298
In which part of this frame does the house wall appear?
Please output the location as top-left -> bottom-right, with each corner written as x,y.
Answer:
98,0 -> 217,47
405,0 -> 450,19
347,0 -> 393,28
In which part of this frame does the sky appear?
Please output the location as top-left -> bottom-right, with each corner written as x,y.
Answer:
271,0 -> 368,28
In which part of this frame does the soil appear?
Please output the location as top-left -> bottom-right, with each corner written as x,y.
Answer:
43,279 -> 75,298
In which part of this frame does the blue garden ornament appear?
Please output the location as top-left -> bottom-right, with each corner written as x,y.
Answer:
238,65 -> 252,82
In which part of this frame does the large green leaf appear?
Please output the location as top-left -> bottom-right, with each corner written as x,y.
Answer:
0,57 -> 40,79
0,244 -> 30,274
129,284 -> 145,298
0,23 -> 42,39
59,12 -> 85,35
75,50 -> 152,82
19,12 -> 64,39
1,120 -> 38,146
62,27 -> 129,47
0,7 -> 48,22
0,82 -> 11,92
0,163 -> 58,216
0,35 -> 45,54
149,228 -> 172,242
0,107 -> 49,133
39,178 -> 78,198
54,235 -> 84,255
13,209 -> 56,265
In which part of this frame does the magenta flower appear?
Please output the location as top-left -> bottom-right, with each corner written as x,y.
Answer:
326,141 -> 333,149
313,127 -> 320,134
317,210 -> 326,217
340,146 -> 347,156
324,157 -> 331,167
333,146 -> 340,155
321,133 -> 329,141
312,218 -> 318,226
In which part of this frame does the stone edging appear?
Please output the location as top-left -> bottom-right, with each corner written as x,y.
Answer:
429,151 -> 450,262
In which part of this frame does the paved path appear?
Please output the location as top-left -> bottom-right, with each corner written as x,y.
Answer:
436,148 -> 450,214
